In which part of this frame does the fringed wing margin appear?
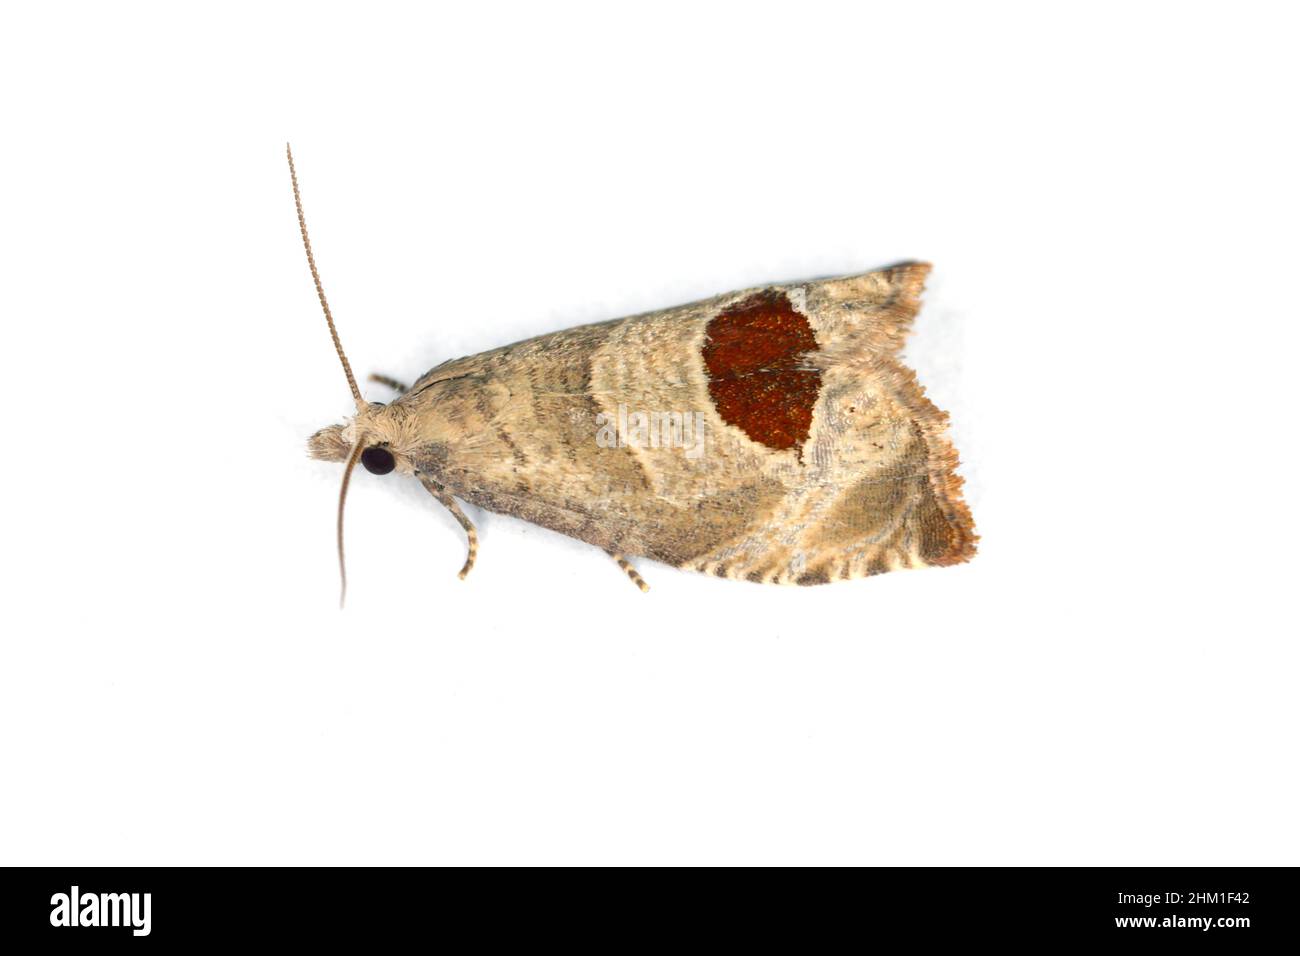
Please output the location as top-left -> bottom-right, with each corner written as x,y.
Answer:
807,262 -> 977,568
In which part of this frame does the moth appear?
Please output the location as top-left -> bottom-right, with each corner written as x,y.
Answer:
291,147 -> 976,602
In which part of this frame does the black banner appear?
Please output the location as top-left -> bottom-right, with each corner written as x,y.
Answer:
1,867 -> 1295,946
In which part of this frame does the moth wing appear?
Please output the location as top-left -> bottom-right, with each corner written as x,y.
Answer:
414,264 -> 975,584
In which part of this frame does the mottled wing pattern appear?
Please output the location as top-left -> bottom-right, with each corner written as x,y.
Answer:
410,263 -> 976,584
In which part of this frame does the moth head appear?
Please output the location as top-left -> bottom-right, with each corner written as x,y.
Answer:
307,402 -> 419,475
289,144 -> 418,607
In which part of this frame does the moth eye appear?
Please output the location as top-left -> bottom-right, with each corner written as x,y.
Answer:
361,446 -> 396,475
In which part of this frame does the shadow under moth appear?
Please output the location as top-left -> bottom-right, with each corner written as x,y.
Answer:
291,147 -> 977,603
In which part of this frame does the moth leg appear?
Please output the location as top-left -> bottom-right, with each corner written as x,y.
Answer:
368,373 -> 410,394
423,486 -> 478,580
609,552 -> 650,593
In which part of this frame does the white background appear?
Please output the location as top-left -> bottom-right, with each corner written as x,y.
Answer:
2,2 -> 1296,866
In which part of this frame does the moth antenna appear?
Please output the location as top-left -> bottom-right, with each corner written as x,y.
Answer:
287,143 -> 365,412
337,438 -> 366,608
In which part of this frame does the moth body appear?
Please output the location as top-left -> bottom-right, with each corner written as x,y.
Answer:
290,145 -> 974,598
308,266 -> 977,588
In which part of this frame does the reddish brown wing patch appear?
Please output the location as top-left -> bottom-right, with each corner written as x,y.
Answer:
702,290 -> 821,453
